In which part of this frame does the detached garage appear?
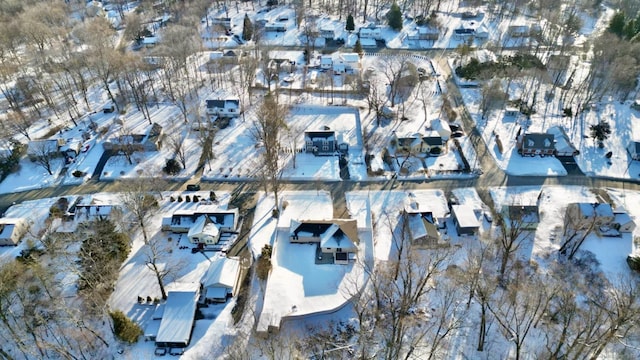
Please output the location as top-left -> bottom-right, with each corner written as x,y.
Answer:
155,290 -> 199,348
0,218 -> 28,246
451,205 -> 480,236
200,257 -> 241,304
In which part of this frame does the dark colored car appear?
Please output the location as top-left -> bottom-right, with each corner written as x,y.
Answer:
186,184 -> 200,191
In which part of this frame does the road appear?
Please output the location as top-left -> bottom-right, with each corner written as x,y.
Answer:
2,53 -> 640,214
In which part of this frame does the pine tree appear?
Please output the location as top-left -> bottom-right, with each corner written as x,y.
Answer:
608,11 -> 626,38
242,13 -> 253,41
386,2 -> 403,31
346,14 -> 355,32
354,39 -> 363,57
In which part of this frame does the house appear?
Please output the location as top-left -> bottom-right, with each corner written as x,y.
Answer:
518,133 -> 555,157
200,256 -> 241,303
289,219 -> 358,264
451,205 -> 480,235
320,55 -> 333,70
0,218 -> 28,246
187,215 -> 221,245
359,27 -> 381,40
320,25 -> 336,39
404,212 -> 442,247
508,25 -> 530,37
454,28 -> 475,40
155,290 -> 200,348
205,91 -> 240,119
393,132 -> 444,155
613,207 -> 636,233
304,130 -> 348,155
431,119 -> 451,141
627,141 -> 640,161
210,17 -> 231,28
75,204 -> 115,222
164,207 -> 239,235
339,53 -> 361,72
565,203 -> 615,231
265,22 -> 287,32
501,204 -> 540,230
103,123 -> 163,152
547,126 -> 579,157
27,139 -> 65,161
414,26 -> 440,41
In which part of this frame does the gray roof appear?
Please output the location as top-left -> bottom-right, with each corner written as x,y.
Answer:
201,257 -> 240,289
522,133 -> 554,150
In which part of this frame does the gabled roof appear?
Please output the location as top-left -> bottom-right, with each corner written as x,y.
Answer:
187,215 -> 219,239
201,257 -> 240,289
422,136 -> 443,146
452,205 -> 480,228
406,213 -> 439,241
573,203 -> 614,218
319,223 -> 357,249
629,141 -> 640,155
290,219 -> 359,245
522,133 -> 554,150
305,130 -> 336,140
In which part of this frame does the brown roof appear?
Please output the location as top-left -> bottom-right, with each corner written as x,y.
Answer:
294,219 -> 359,244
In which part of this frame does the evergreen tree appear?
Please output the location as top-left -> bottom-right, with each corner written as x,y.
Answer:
386,2 -> 403,31
346,14 -> 355,32
623,19 -> 636,39
354,39 -> 363,57
608,11 -> 626,38
242,13 -> 253,41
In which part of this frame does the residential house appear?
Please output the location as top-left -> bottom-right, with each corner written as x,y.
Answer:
205,92 -> 240,119
265,22 -> 287,32
508,25 -> 530,37
416,26 -> 440,41
547,126 -> 579,157
518,133 -> 555,157
451,205 -> 480,235
0,218 -> 28,246
358,27 -> 381,40
210,17 -> 231,28
320,25 -> 336,40
627,141 -> 640,161
404,211 -> 442,247
27,139 -> 65,161
339,53 -> 361,73
565,202 -> 615,231
431,119 -> 451,141
103,123 -> 163,152
393,132 -> 444,155
75,204 -> 115,222
454,27 -> 475,40
289,219 -> 358,264
320,55 -> 333,71
200,256 -> 241,304
187,215 -> 221,245
155,289 -> 200,348
163,207 -> 239,235
505,107 -> 519,117
304,130 -> 348,155
613,207 -> 636,233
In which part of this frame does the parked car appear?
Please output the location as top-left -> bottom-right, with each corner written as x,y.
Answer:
103,104 -> 115,113
483,211 -> 493,223
186,184 -> 200,191
451,131 -> 465,138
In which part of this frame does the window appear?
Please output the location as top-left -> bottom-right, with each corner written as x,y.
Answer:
322,144 -> 329,151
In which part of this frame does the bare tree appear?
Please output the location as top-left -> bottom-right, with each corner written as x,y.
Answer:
29,140 -> 57,176
480,79 -> 507,120
120,179 -> 159,243
143,236 -> 185,300
248,92 -> 289,213
168,132 -> 188,169
495,206 -> 534,277
381,56 -> 411,107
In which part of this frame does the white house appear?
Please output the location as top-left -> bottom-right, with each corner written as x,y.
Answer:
431,119 -> 452,141
205,91 -> 240,119
339,52 -> 361,72
187,215 -> 221,245
320,55 -> 333,70
359,27 -> 381,40
163,207 -> 239,234
0,218 -> 28,246
200,256 -> 241,303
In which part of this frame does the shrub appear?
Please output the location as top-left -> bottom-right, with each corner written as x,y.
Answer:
49,197 -> 69,218
177,196 -> 183,202
170,196 -> 175,202
110,311 -> 142,344
193,195 -> 199,202
256,256 -> 272,280
72,170 -> 85,177
163,158 -> 182,175
185,195 -> 191,202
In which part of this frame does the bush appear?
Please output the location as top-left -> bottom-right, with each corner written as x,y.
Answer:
177,196 -> 183,202
185,195 -> 191,202
163,158 -> 182,175
256,256 -> 272,280
49,197 -> 69,218
170,196 -> 175,202
193,195 -> 199,202
110,311 -> 142,344
72,170 -> 85,177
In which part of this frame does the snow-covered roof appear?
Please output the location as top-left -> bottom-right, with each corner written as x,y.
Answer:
573,203 -> 614,218
187,215 -> 220,239
452,205 -> 480,229
340,53 -> 360,63
406,213 -> 439,241
201,257 -> 240,289
319,223 -> 357,249
155,290 -> 199,345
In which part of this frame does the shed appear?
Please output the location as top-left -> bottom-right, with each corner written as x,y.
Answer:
451,205 -> 480,235
200,257 -> 241,303
0,218 -> 28,246
405,212 -> 441,247
155,290 -> 199,348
